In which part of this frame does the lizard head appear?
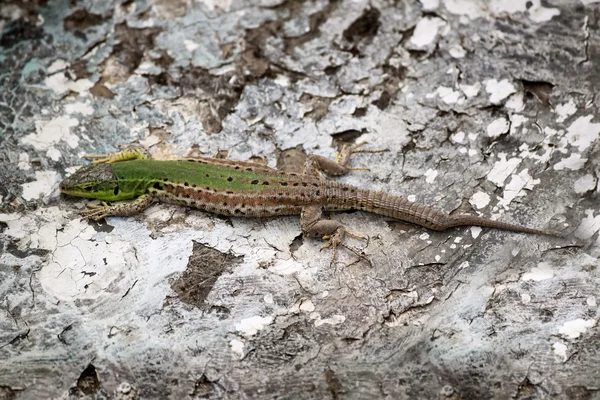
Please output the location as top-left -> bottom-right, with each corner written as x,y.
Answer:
60,164 -> 125,201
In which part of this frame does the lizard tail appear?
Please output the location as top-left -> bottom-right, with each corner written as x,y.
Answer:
443,215 -> 562,237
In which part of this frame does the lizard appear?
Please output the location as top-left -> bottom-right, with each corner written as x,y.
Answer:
59,144 -> 560,263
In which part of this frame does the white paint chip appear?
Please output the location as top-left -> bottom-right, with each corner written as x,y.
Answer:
263,293 -> 274,304
424,169 -> 438,183
470,226 -> 481,238
314,314 -> 345,327
587,296 -> 597,307
183,40 -> 200,52
521,293 -> 531,304
229,339 -> 245,359
565,115 -> 600,152
21,170 -> 61,200
449,44 -> 466,58
469,191 -> 491,210
300,299 -> 315,312
573,174 -> 596,194
44,72 -> 93,95
553,153 -> 587,171
23,116 -> 80,151
552,342 -> 567,362
459,82 -> 481,98
485,79 -> 516,104
487,154 -> 521,186
574,210 -> 600,240
487,117 -> 509,138
17,153 -> 31,171
558,318 -> 596,339
48,59 -> 69,73
65,102 -> 94,116
235,316 -> 273,336
556,99 -> 577,123
410,17 -> 446,48
521,262 -> 554,281
419,0 -> 439,11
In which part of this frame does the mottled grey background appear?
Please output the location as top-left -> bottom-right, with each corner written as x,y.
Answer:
1,0 -> 599,399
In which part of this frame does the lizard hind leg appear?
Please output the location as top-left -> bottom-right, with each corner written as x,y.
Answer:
300,205 -> 371,266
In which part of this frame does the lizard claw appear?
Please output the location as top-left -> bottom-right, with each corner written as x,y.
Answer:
320,228 -> 371,267
80,202 -> 111,221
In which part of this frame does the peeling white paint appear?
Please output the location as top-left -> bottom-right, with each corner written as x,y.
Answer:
407,195 -> 417,202
469,191 -> 490,210
587,296 -> 597,307
459,82 -> 480,98
419,0 -> 440,11
527,1 -> 560,22
65,102 -> 94,116
44,72 -> 93,95
314,314 -> 345,327
21,171 -> 61,201
450,131 -> 465,144
485,79 -> 517,104
17,152 -> 31,170
505,93 -> 525,112
229,339 -> 245,359
573,174 -> 596,194
553,153 -> 587,171
552,342 -> 567,362
424,169 -> 438,183
510,114 -> 527,130
443,0 -> 485,19
556,99 -> 577,123
458,261 -> 469,270
198,0 -> 232,11
427,86 -> 461,104
410,17 -> 446,48
470,226 -> 481,238
499,168 -> 540,207
521,293 -> 531,304
300,299 -> 315,312
574,210 -> 600,240
521,262 -> 554,281
565,115 -> 600,152
23,116 -> 80,151
263,293 -> 274,304
487,154 -> 521,187
448,44 -> 466,58
558,318 -> 596,339
419,232 -> 430,240
183,40 -> 200,52
487,117 -> 509,138
235,316 -> 274,336
48,59 -> 69,73
46,147 -> 62,161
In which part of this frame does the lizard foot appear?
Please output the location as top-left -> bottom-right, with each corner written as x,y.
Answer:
335,142 -> 389,171
320,227 -> 372,267
80,202 -> 112,221
83,148 -> 147,164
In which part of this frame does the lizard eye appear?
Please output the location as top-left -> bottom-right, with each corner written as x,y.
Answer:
113,186 -> 119,196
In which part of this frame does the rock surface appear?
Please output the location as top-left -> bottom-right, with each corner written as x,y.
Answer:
1,0 -> 599,398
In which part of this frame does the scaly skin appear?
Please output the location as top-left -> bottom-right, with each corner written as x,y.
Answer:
59,146 -> 560,263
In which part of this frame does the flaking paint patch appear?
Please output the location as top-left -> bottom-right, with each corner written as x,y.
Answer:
487,117 -> 509,138
424,169 -> 438,183
485,79 -> 516,104
521,262 -> 554,281
410,17 -> 446,48
44,72 -> 93,95
65,102 -> 94,116
556,99 -> 577,123
21,171 -> 61,201
419,0 -> 440,11
565,115 -> 600,151
487,154 -> 521,186
558,318 -> 596,339
235,316 -> 274,336
313,314 -> 345,327
574,210 -> 600,240
48,59 -> 69,73
427,86 -> 461,104
498,168 -> 540,207
469,191 -> 490,209
23,116 -> 80,151
229,339 -> 244,358
554,153 -> 587,171
573,174 -> 596,194
459,82 -> 481,98
552,342 -> 567,362
18,153 -> 31,170
448,44 -> 466,58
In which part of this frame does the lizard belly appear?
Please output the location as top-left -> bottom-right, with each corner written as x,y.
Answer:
150,184 -> 305,217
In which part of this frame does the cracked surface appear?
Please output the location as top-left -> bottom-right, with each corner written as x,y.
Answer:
1,0 -> 599,398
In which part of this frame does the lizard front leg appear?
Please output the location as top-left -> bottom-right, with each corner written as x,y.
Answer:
81,194 -> 155,221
